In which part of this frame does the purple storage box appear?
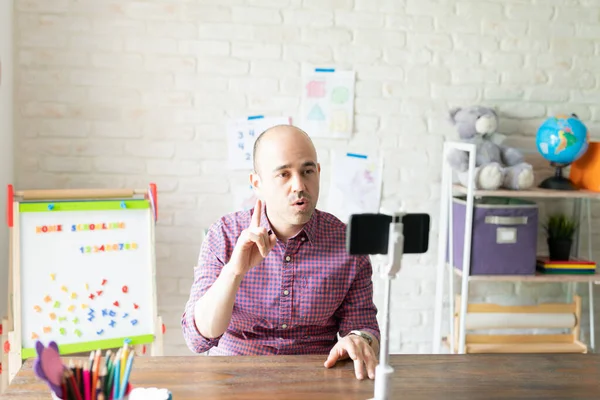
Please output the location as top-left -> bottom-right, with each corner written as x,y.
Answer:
450,196 -> 538,275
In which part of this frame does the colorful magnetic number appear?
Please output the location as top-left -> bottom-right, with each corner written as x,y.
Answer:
80,243 -> 138,254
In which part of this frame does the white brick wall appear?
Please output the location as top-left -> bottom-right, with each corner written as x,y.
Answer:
13,0 -> 600,356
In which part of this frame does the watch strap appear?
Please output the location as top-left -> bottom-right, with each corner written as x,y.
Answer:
348,330 -> 373,346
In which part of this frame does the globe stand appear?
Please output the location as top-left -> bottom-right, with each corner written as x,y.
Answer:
538,162 -> 578,191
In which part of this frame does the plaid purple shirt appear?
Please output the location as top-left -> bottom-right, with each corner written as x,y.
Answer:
181,206 -> 380,356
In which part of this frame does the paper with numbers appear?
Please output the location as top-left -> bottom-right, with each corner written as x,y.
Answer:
227,115 -> 292,170
300,66 -> 355,138
327,150 -> 384,224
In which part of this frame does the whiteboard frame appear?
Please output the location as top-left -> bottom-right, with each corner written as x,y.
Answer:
5,185 -> 162,384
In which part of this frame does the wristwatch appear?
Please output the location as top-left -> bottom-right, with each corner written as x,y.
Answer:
348,330 -> 373,346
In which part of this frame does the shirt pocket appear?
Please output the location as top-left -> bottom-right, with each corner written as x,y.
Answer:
296,275 -> 347,325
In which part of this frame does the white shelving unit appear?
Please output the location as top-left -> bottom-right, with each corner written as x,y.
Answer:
433,141 -> 600,355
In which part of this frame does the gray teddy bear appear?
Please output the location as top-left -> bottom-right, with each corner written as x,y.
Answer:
447,105 -> 534,190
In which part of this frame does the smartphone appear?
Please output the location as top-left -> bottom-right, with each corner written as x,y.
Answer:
346,213 -> 430,255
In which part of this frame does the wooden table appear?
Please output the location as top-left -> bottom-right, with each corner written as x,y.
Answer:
3,353 -> 600,399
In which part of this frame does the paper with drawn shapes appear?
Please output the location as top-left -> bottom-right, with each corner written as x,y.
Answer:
227,115 -> 292,170
300,65 -> 355,139
327,150 -> 384,224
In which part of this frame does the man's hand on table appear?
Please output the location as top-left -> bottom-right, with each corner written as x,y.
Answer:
323,333 -> 377,380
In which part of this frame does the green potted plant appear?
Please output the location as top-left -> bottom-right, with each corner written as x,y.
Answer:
543,213 -> 578,261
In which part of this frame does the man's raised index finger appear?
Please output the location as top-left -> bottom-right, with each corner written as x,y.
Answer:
251,198 -> 262,227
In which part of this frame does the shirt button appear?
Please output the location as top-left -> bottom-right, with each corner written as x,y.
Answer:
285,256 -> 291,262
283,290 -> 289,296
281,324 -> 288,329
301,237 -> 306,241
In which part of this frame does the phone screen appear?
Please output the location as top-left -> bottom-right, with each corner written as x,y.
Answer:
346,213 -> 430,255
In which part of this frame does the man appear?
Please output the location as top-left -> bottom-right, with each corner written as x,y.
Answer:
181,124 -> 380,380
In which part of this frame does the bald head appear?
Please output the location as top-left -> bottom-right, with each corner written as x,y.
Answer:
252,125 -> 316,174
249,124 -> 321,238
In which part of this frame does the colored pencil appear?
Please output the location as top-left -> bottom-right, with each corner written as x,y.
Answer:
120,343 -> 129,384
104,350 -> 112,380
76,360 -> 82,396
88,351 -> 95,373
112,356 -> 121,400
91,349 -> 101,400
60,373 -> 68,400
104,353 -> 113,398
108,349 -> 121,399
67,368 -> 83,400
119,351 -> 134,399
83,362 -> 91,400
69,359 -> 77,388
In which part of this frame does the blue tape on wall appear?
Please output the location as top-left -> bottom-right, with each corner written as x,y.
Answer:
347,153 -> 367,159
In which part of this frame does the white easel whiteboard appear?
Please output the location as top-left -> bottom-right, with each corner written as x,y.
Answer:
17,199 -> 157,358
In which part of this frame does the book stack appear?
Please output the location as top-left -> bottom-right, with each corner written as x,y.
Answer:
536,256 -> 597,274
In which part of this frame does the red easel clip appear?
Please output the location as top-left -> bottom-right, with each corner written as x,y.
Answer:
148,183 -> 158,223
6,184 -> 13,228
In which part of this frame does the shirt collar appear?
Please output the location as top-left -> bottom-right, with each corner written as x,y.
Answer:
299,209 -> 318,243
257,203 -> 319,244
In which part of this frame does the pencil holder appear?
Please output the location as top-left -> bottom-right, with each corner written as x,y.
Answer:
51,388 -> 173,400
50,392 -> 130,400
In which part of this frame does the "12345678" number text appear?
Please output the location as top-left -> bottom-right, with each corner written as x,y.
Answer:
79,243 -> 138,254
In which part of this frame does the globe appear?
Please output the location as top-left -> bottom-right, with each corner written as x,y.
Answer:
536,114 -> 590,190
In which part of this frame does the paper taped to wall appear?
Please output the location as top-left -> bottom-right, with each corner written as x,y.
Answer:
300,66 -> 355,139
227,115 -> 291,170
327,150 -> 383,224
